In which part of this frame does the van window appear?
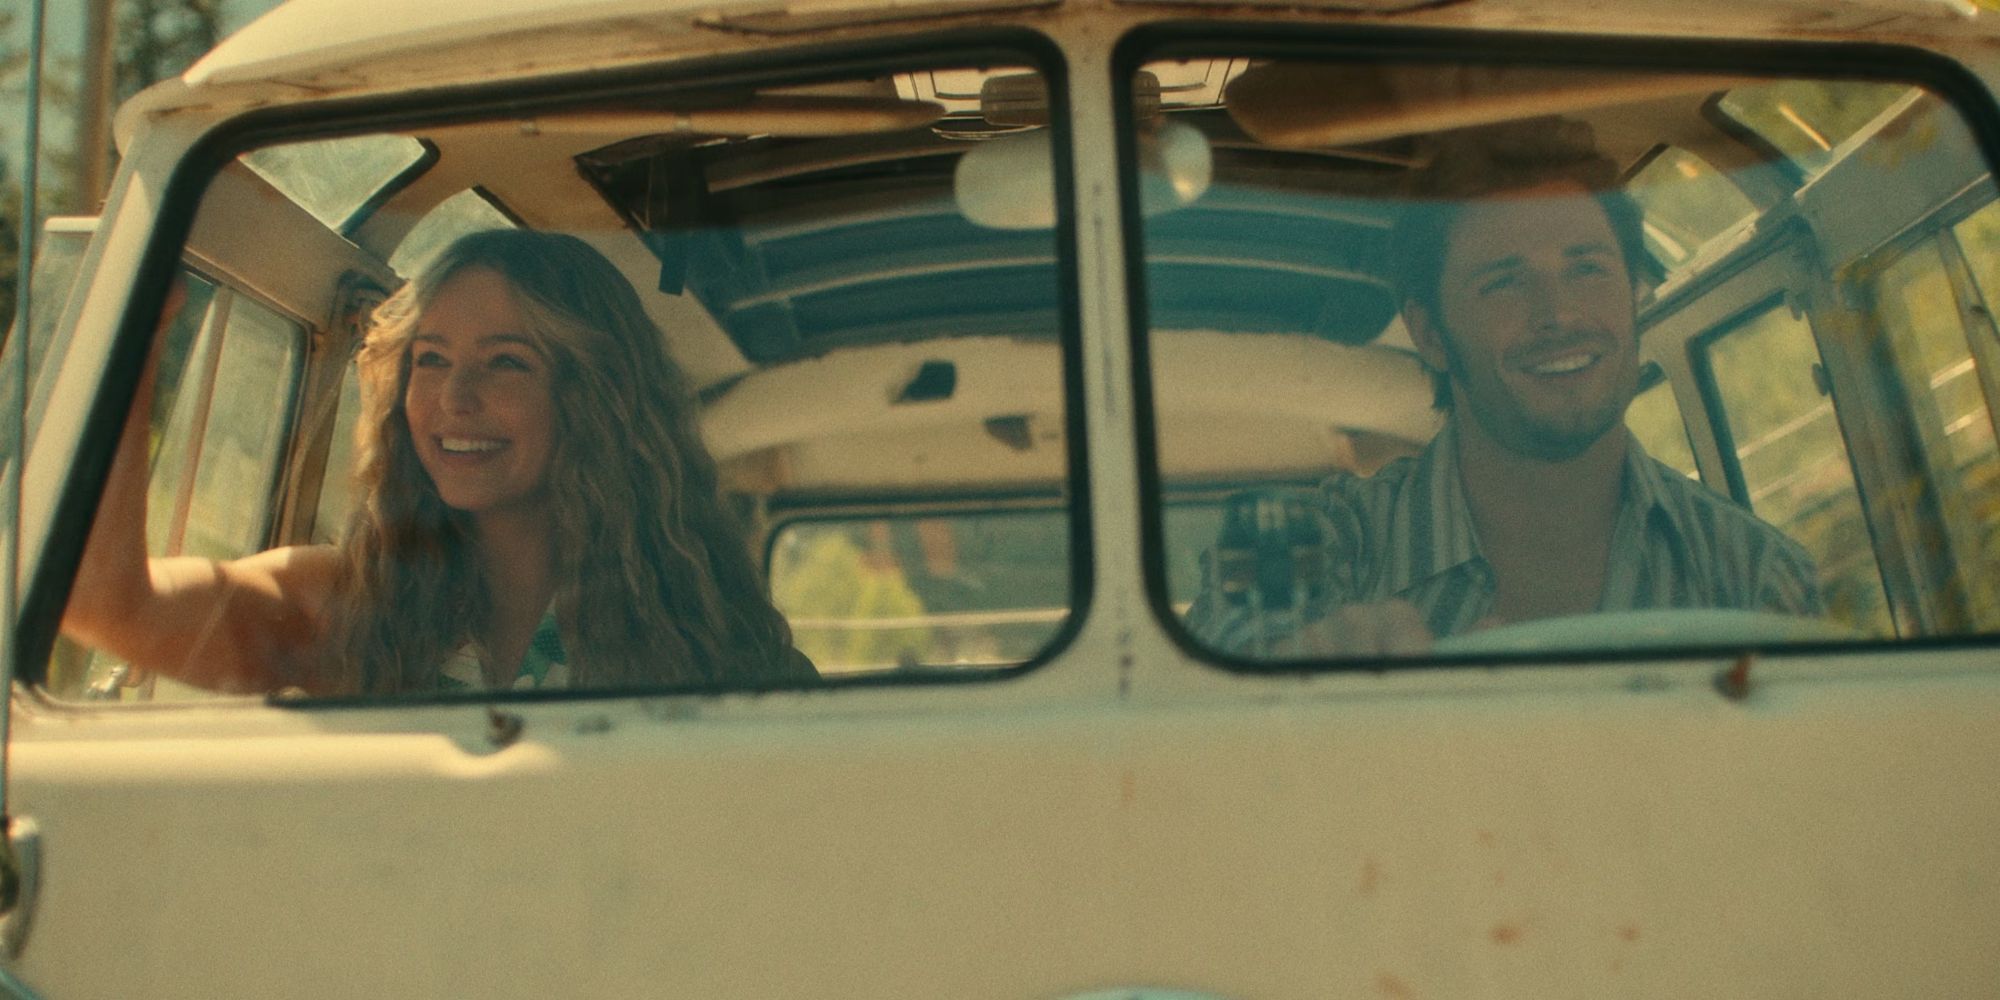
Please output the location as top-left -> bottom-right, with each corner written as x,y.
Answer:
1697,301 -> 1891,635
388,189 -> 519,278
769,510 -> 1068,672
1717,80 -> 1918,179
50,49 -> 1077,700
49,275 -> 306,700
1626,376 -> 1699,480
241,134 -> 430,233
1127,44 -> 1999,663
1867,234 -> 2000,626
1626,147 -> 1759,274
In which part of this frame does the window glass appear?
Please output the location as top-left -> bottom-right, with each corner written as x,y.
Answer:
1869,237 -> 2000,627
769,511 -> 1067,673
388,189 -> 518,278
1131,48 -> 1994,664
1625,376 -> 1699,481
1701,304 -> 1891,635
311,364 -> 363,544
53,54 -> 1072,700
240,134 -> 427,232
143,275 -> 224,552
1627,147 -> 1758,275
179,296 -> 305,560
53,280 -> 303,701
1717,81 -> 1916,178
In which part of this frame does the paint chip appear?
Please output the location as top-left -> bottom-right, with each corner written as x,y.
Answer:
1376,972 -> 1416,998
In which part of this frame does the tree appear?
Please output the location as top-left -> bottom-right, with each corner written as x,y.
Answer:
115,0 -> 223,105
2,8 -> 29,328
1,151 -> 19,330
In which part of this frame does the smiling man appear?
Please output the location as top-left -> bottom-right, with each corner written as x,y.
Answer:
1186,119 -> 1825,656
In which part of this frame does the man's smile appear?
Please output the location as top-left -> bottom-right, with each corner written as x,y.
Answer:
1525,350 -> 1598,376
1507,334 -> 1612,381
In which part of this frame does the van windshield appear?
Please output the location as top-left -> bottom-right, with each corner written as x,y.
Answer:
1127,51 -> 2000,662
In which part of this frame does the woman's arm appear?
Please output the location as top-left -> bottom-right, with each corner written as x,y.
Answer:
59,283 -> 341,693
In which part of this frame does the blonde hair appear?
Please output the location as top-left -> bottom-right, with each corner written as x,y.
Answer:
316,230 -> 803,693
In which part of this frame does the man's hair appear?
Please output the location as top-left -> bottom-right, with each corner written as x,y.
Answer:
1387,117 -> 1663,408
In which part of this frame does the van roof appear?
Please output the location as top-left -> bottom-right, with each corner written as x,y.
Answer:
181,0 -> 1996,99
112,0 -> 2000,166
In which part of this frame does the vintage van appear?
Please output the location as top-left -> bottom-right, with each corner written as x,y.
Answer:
2,0 -> 1999,995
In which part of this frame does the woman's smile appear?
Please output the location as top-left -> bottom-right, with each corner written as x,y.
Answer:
403,267 -> 558,518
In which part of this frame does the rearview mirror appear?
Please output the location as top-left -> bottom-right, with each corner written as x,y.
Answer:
955,119 -> 1212,229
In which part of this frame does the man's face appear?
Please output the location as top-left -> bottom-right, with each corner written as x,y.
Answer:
1415,180 -> 1641,461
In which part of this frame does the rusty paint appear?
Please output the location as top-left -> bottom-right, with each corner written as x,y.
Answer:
1376,971 -> 1416,998
1492,869 -> 1507,886
1477,829 -> 1497,847
1490,922 -> 1523,945
1617,923 -> 1641,943
486,707 -> 524,749
1359,858 -> 1381,896
1715,654 -> 1754,701
1120,770 -> 1137,807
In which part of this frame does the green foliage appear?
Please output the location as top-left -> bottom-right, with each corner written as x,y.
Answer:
772,530 -> 932,671
115,0 -> 223,104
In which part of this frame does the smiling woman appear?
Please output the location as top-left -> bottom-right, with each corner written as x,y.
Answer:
59,230 -> 811,695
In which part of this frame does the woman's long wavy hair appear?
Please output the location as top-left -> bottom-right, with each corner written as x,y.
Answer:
316,229 -> 801,693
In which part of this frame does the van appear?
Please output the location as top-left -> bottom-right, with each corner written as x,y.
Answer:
3,0 -> 1999,995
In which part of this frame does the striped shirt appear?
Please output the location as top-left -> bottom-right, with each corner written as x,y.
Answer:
1183,423 -> 1826,654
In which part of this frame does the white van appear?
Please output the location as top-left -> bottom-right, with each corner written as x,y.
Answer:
3,0 -> 2000,995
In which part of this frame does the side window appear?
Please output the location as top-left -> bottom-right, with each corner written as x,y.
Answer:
1696,302 -> 1892,635
50,49 -> 1076,700
768,511 -> 1068,673
310,365 -> 362,545
49,276 -> 306,699
1126,43 -> 2000,664
165,293 -> 307,560
1867,232 -> 2000,627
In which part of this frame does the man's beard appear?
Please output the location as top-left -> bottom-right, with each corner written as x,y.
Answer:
1438,328 -> 1637,462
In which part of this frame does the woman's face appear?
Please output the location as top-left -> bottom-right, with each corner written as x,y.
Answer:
403,267 -> 558,521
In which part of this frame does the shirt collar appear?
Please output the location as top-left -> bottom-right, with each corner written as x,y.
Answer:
1616,430 -> 1693,544
1382,422 -> 1684,597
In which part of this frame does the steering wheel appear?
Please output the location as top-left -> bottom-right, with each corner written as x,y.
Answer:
1431,608 -> 1857,656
